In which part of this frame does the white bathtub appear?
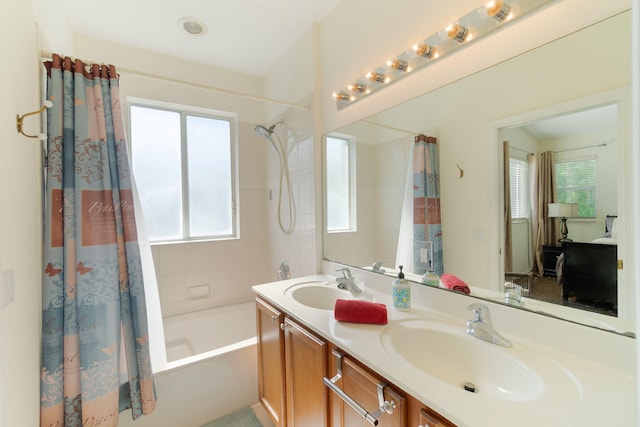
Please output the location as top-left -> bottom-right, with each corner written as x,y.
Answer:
118,302 -> 259,427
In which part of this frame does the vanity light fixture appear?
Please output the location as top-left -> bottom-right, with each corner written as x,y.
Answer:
333,91 -> 354,102
387,59 -> 410,72
443,23 -> 471,43
332,0 -> 555,110
347,83 -> 369,94
412,43 -> 438,59
366,71 -> 390,84
481,0 -> 513,22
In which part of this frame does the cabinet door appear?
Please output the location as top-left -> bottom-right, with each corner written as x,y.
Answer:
418,408 -> 457,427
256,298 -> 286,427
408,395 -> 456,427
283,317 -> 328,427
328,348 -> 406,427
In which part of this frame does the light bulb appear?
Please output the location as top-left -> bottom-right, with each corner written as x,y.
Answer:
443,23 -> 470,43
482,0 -> 513,22
412,43 -> 438,59
387,59 -> 409,72
366,71 -> 389,84
332,92 -> 353,102
347,83 -> 367,93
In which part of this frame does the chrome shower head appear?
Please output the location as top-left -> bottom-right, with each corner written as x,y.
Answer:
254,120 -> 284,154
254,124 -> 273,139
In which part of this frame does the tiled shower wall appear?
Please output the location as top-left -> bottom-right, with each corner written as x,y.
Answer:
152,107 -> 316,318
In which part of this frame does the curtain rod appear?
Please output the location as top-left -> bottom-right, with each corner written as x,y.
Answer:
361,120 -> 420,135
510,145 -> 533,156
40,51 -> 310,111
554,142 -> 607,154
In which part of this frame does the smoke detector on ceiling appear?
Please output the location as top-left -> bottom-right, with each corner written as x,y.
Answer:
179,17 -> 207,36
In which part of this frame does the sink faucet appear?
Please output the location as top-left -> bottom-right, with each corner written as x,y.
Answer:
336,268 -> 363,293
372,261 -> 385,273
465,303 -> 512,347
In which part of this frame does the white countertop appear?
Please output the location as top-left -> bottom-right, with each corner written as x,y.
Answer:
252,269 -> 637,427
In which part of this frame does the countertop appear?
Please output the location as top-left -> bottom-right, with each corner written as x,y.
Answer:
252,270 -> 637,427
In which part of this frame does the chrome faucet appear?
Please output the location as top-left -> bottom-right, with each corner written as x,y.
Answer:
336,267 -> 363,293
465,303 -> 512,347
372,261 -> 385,273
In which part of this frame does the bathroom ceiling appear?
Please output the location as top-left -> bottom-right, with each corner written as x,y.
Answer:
62,0 -> 344,77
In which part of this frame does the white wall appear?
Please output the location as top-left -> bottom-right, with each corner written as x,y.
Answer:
263,25 -> 318,281
1,0 -> 73,425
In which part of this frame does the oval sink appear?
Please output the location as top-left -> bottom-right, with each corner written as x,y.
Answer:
381,319 -> 581,405
288,283 -> 354,310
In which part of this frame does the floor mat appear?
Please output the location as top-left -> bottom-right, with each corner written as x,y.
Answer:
200,407 -> 263,427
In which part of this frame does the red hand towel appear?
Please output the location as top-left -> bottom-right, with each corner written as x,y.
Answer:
440,274 -> 471,294
334,299 -> 388,325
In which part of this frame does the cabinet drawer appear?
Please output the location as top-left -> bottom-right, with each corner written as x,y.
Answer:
328,348 -> 406,427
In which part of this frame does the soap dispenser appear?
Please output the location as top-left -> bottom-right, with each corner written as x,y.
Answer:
422,260 -> 440,287
392,265 -> 411,311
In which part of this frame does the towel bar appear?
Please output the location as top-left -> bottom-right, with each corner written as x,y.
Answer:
323,349 -> 396,426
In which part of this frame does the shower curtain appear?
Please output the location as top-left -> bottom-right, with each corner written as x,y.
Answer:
412,135 -> 443,276
40,54 -> 156,427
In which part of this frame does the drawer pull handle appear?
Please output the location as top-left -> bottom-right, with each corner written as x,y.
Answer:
271,315 -> 278,322
323,349 -> 395,426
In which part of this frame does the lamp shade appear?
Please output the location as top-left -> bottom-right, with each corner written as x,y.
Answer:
548,203 -> 579,218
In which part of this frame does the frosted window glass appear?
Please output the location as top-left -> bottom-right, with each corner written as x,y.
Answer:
326,137 -> 350,231
130,106 -> 182,241
186,115 -> 233,237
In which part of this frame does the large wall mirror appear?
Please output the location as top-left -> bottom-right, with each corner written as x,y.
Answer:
323,10 -> 633,334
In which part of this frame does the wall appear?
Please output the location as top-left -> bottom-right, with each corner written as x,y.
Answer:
1,0 -> 73,425
263,25 -> 318,280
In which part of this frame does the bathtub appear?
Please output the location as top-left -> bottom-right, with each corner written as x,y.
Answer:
118,301 -> 259,427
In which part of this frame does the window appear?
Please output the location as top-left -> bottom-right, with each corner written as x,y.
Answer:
130,103 -> 236,242
555,158 -> 596,218
326,136 -> 356,232
509,157 -> 530,219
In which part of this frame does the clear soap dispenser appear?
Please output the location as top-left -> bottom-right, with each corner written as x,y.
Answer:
422,260 -> 440,287
392,265 -> 410,311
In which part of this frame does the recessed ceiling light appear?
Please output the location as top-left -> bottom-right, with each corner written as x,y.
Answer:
179,17 -> 207,36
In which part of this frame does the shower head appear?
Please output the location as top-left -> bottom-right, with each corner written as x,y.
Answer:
254,119 -> 284,153
254,124 -> 273,139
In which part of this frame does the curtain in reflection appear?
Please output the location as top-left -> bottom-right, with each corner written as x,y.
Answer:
503,141 -> 513,272
41,53 -> 157,427
532,150 -> 558,274
412,135 -> 443,275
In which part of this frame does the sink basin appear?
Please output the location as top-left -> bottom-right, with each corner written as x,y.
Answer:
287,282 -> 355,310
381,319 -> 581,405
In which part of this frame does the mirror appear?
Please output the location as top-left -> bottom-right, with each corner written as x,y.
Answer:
324,11 -> 632,334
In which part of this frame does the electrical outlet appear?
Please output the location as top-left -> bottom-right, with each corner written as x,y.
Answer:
1,270 -> 15,308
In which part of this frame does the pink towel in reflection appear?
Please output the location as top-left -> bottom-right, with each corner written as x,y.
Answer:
440,274 -> 471,294
334,299 -> 388,325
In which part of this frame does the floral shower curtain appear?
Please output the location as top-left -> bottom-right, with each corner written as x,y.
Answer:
40,54 -> 156,427
413,134 -> 443,276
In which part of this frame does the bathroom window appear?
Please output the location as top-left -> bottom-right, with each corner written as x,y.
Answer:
509,157 -> 530,219
129,103 -> 237,242
555,157 -> 596,218
326,135 -> 356,232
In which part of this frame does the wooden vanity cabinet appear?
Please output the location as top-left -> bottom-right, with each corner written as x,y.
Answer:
407,396 -> 456,427
256,298 -> 456,427
328,344 -> 406,427
283,317 -> 328,426
256,298 -> 328,427
256,298 -> 286,426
